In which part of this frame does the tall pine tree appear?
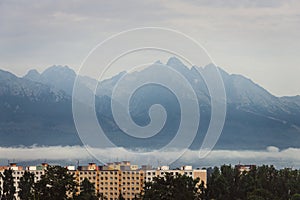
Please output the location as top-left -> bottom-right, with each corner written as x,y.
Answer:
1,169 -> 16,200
18,171 -> 34,200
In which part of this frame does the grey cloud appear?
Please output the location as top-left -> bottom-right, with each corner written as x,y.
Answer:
0,0 -> 175,74
182,0 -> 289,8
1,146 -> 299,169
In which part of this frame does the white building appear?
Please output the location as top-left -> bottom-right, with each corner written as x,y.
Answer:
0,163 -> 48,200
145,165 -> 207,186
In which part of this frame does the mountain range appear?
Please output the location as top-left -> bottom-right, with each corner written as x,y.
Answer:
1,57 -> 300,150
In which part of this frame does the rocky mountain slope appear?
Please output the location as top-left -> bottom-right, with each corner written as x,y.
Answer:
1,58 -> 299,150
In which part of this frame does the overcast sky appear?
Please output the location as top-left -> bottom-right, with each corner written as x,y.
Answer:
0,0 -> 299,96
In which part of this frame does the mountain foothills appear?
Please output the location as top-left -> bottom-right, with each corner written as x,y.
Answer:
1,57 -> 300,150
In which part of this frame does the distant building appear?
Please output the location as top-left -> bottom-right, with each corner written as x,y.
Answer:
235,164 -> 256,173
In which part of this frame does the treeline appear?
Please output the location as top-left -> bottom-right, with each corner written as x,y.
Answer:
1,165 -> 300,200
204,165 -> 300,200
140,165 -> 300,200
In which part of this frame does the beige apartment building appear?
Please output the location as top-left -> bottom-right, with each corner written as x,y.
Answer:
73,161 -> 144,200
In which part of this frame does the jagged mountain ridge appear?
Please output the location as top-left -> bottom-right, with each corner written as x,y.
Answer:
0,58 -> 299,149
0,69 -> 81,146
